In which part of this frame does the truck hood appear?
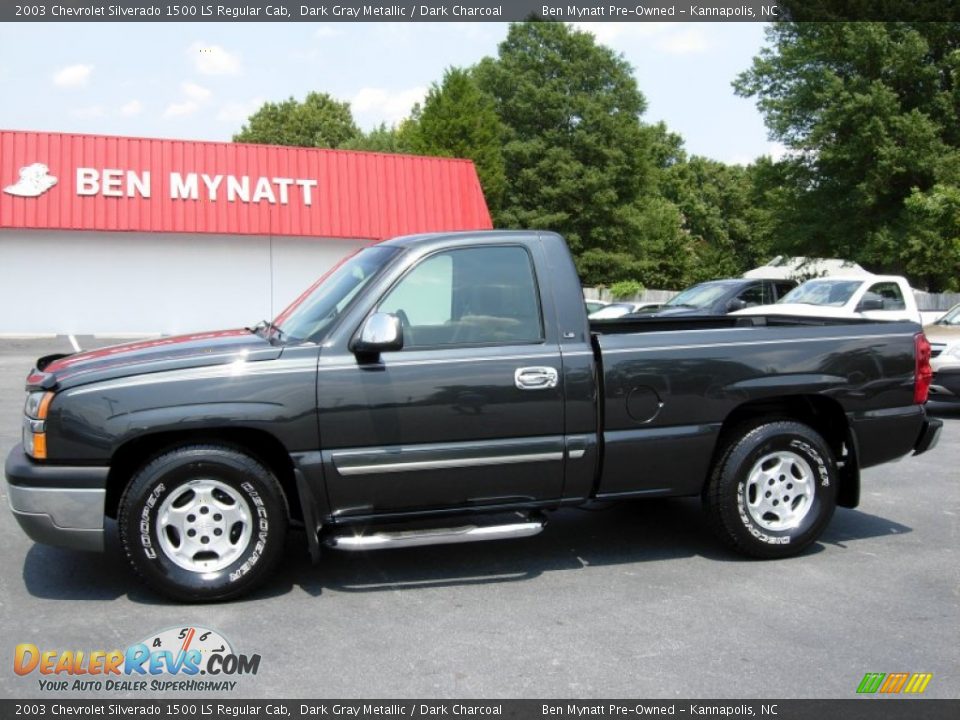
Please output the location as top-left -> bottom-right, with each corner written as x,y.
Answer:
29,329 -> 283,390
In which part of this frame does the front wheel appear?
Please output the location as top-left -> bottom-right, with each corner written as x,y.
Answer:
118,444 -> 288,602
704,421 -> 838,558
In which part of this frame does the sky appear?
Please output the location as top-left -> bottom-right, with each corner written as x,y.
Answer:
0,22 -> 782,165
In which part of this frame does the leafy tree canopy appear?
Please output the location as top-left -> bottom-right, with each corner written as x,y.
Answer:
230,21 -> 960,292
735,22 -> 960,290
473,21 -> 666,281
407,67 -> 507,213
233,92 -> 360,149
340,121 -> 419,154
662,155 -> 773,283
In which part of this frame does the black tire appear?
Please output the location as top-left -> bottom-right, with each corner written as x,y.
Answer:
118,444 -> 288,602
703,421 -> 838,558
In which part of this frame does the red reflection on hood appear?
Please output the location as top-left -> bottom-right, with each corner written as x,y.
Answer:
45,329 -> 250,373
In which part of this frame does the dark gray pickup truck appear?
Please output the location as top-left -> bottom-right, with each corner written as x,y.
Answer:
5,231 -> 942,601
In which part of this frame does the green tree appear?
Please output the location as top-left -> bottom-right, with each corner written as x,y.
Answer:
234,92 -> 360,148
662,155 -> 773,281
735,22 -> 960,289
409,68 -> 507,213
340,121 -> 420,154
902,181 -> 960,292
609,280 -> 644,299
474,22 -> 679,285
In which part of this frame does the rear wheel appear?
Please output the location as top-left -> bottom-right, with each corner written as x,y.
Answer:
704,421 -> 838,558
118,444 -> 288,602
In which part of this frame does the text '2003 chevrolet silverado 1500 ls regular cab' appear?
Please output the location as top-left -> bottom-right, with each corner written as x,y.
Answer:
5,231 -> 943,601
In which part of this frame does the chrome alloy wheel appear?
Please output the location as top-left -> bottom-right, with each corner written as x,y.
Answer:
744,450 -> 816,532
156,479 -> 253,573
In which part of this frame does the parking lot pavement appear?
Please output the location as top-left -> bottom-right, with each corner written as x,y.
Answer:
0,337 -> 957,700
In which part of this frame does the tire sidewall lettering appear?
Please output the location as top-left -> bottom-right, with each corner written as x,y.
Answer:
733,431 -> 833,547
789,438 -> 830,487
229,482 -> 269,583
135,469 -> 269,585
139,482 -> 165,559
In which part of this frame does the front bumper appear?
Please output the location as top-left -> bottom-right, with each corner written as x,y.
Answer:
4,444 -> 109,552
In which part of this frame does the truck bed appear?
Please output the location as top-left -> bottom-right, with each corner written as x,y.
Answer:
589,316 -> 925,501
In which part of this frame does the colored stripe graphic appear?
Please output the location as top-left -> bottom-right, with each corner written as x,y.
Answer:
904,673 -> 933,694
857,672 -> 932,694
857,673 -> 885,694
880,672 -> 909,693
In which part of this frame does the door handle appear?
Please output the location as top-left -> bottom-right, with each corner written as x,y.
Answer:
514,366 -> 559,390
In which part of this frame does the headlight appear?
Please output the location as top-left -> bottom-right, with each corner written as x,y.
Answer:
22,391 -> 53,459
947,344 -> 960,359
24,391 -> 53,419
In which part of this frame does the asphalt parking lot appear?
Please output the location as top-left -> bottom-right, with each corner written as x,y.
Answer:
0,336 -> 957,700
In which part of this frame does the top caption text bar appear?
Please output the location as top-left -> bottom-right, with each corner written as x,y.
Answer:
3,1 -> 957,23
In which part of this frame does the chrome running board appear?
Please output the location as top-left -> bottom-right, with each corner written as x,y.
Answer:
326,519 -> 545,551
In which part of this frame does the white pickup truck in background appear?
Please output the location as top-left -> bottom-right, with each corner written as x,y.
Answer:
734,275 -> 922,324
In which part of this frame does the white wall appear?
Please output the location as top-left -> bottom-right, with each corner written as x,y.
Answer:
0,229 -> 368,335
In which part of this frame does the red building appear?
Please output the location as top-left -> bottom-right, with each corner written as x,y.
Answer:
0,130 -> 492,335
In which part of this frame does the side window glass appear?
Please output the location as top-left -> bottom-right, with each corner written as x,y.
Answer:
774,282 -> 795,301
378,246 -> 543,347
866,282 -> 906,311
738,284 -> 765,307
379,254 -> 453,326
762,282 -> 774,305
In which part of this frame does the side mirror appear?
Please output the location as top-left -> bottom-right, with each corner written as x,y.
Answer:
353,313 -> 403,356
727,298 -> 748,312
857,295 -> 884,312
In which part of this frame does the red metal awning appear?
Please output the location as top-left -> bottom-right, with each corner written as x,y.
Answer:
0,130 -> 492,239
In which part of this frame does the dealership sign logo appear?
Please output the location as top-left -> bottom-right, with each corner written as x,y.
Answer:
13,625 -> 261,692
5,162 -> 318,205
3,163 -> 58,197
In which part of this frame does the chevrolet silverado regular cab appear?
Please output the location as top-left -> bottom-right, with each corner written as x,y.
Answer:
5,231 -> 942,601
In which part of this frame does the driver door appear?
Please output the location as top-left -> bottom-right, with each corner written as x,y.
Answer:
316,244 -> 565,519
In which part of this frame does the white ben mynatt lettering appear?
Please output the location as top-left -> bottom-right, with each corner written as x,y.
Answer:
76,168 -> 151,198
296,179 -> 317,206
182,173 -> 317,204
226,176 -> 249,203
201,174 -> 224,200
274,177 -> 294,204
77,167 -> 316,204
169,172 -> 199,200
251,177 -> 276,204
75,168 -> 99,196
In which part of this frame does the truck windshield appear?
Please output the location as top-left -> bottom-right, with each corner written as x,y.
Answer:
665,282 -> 731,309
272,245 -> 399,343
779,280 -> 862,307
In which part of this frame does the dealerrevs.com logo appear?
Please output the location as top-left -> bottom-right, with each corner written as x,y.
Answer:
14,626 -> 260,692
